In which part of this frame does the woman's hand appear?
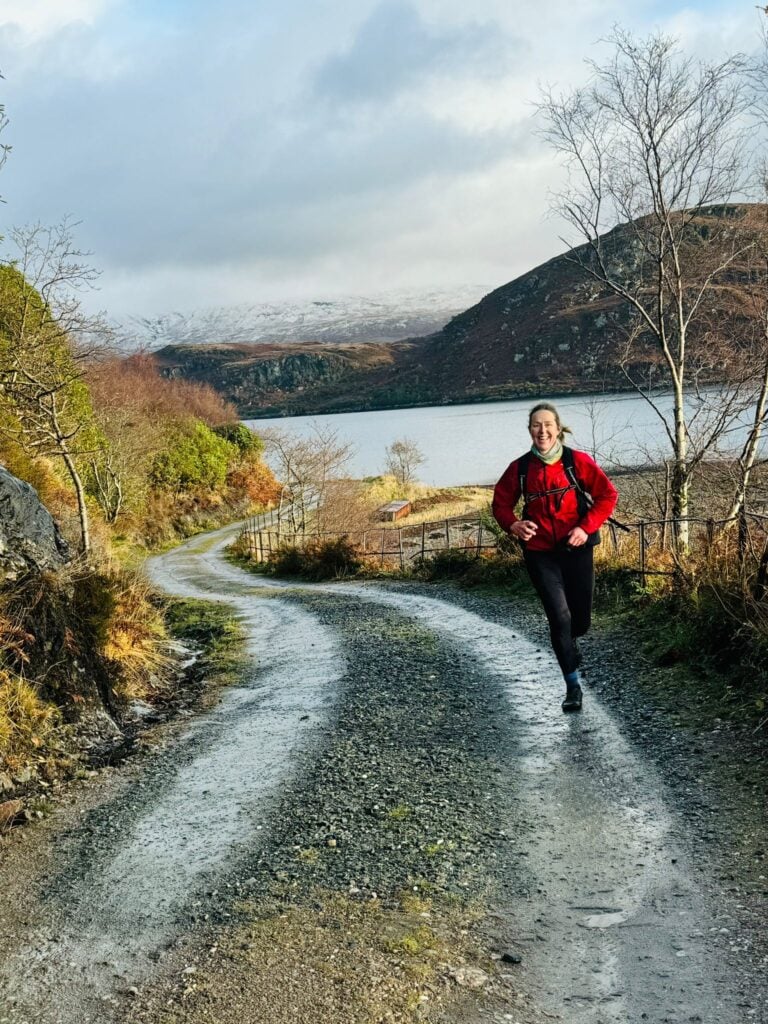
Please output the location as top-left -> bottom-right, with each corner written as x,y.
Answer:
510,520 -> 538,542
566,526 -> 589,548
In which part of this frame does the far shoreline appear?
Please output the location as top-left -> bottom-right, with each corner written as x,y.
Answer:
239,387 -> 702,487
239,382 -> 673,421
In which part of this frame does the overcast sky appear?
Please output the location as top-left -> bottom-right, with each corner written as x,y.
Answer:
0,0 -> 762,320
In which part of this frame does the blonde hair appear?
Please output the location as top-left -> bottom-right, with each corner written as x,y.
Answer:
528,402 -> 571,442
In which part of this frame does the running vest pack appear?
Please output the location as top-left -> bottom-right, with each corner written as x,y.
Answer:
516,445 -> 600,547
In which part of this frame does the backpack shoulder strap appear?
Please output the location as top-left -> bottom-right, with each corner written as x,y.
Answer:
561,445 -> 578,486
516,451 -> 531,501
561,446 -> 592,511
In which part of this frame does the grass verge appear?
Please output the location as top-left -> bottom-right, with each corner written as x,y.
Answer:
163,598 -> 248,694
595,584 -> 768,728
154,887 -> 501,1024
0,672 -> 60,778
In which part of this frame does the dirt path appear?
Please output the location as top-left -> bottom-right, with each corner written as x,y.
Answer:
1,524 -> 765,1023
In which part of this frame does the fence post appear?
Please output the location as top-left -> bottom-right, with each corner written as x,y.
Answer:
258,531 -> 264,564
421,522 -> 426,560
380,529 -> 386,566
639,520 -> 647,589
362,531 -> 367,554
661,463 -> 671,549
755,537 -> 768,600
398,528 -> 404,570
444,519 -> 450,551
476,520 -> 483,557
738,508 -> 748,570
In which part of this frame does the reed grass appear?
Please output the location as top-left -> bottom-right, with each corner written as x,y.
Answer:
0,670 -> 58,768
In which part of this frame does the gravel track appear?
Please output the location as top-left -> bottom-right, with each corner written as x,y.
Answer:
0,524 -> 765,1024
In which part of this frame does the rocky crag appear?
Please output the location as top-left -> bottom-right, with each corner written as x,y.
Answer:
0,466 -> 70,580
152,340 -> 413,416
0,465 -> 132,739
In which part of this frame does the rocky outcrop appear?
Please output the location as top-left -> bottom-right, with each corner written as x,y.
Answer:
157,345 -> 353,391
202,349 -> 355,401
151,341 -> 407,415
0,466 -> 70,579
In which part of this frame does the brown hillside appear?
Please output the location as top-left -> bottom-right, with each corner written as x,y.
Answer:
149,205 -> 768,416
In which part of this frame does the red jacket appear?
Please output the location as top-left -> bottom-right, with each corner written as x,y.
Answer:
492,448 -> 618,552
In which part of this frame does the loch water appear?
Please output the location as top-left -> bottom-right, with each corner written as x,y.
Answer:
245,390 -> 760,487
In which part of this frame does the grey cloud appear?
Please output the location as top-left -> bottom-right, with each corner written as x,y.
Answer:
16,99 -> 528,268
314,1 -> 516,104
0,2 -> 534,284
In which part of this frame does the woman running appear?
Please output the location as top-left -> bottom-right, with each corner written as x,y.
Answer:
492,402 -> 618,712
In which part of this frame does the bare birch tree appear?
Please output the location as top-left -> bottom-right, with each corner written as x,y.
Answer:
718,20 -> 768,521
261,424 -> 354,535
715,208 -> 768,521
539,29 -> 754,545
384,437 -> 425,488
0,222 -> 110,555
0,78 -> 11,196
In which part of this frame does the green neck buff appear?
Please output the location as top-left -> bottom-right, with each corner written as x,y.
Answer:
531,439 -> 563,465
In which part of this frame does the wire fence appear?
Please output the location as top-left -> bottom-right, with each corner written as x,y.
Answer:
629,509 -> 768,591
244,494 -> 319,533
238,507 -> 768,589
239,514 -> 496,569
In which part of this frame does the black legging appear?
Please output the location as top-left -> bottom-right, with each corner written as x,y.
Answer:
523,546 -> 594,676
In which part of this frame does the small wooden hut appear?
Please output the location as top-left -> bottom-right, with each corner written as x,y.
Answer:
377,500 -> 412,522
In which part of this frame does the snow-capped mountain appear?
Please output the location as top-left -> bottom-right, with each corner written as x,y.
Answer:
131,286 -> 489,347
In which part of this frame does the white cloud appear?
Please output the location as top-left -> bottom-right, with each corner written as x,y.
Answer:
0,0 -> 760,323
83,146 -> 568,319
313,1 -> 515,105
0,0 -> 113,39
657,5 -> 762,58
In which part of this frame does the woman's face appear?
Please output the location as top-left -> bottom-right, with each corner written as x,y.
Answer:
529,410 -> 559,453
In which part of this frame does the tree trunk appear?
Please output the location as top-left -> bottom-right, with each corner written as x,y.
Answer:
89,457 -> 123,523
672,382 -> 689,549
62,449 -> 91,555
725,352 -> 768,524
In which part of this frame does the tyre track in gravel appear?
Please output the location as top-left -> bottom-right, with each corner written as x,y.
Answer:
0,527 -> 342,1023
0,523 -> 760,1023
146,525 -> 757,1022
311,585 -> 754,1023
